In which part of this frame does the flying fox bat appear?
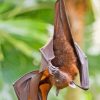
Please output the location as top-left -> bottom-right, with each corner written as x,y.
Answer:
13,0 -> 89,100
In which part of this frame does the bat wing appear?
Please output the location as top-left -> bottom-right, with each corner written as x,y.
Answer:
13,71 -> 52,100
13,71 -> 42,100
75,42 -> 89,90
40,39 -> 55,71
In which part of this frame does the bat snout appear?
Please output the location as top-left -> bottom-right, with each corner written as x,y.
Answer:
52,71 -> 73,89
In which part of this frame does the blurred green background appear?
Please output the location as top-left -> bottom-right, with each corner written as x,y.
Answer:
0,0 -> 100,100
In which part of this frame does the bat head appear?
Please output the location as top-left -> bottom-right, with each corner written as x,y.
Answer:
51,70 -> 75,89
51,70 -> 77,96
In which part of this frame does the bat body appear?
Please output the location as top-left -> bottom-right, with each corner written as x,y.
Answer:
49,0 -> 78,90
50,16 -> 79,90
13,0 -> 89,100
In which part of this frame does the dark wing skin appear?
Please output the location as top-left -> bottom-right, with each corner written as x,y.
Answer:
13,71 -> 41,100
40,39 -> 55,72
13,71 -> 52,100
75,42 -> 89,90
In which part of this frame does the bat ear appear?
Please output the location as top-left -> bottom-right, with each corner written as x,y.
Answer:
68,81 -> 76,88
